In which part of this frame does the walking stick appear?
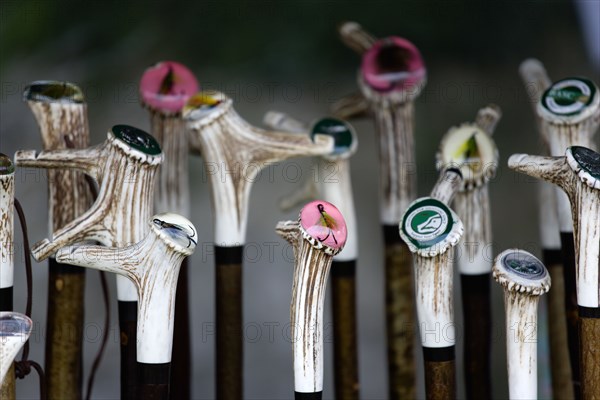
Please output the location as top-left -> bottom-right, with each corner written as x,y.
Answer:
535,75 -> 599,397
276,200 -> 347,400
21,81 -> 93,400
519,58 -> 574,399
0,154 -> 16,399
140,61 -> 199,400
492,249 -> 551,399
184,91 -> 333,399
436,105 -> 501,398
264,112 -> 360,399
56,213 -> 197,400
335,22 -> 426,398
400,168 -> 463,400
509,146 -> 600,399
0,312 -> 33,384
16,124 -> 162,399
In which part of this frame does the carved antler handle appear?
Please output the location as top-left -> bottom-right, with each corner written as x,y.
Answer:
493,249 -> 550,399
184,91 -> 334,245
0,312 -> 33,383
277,201 -> 347,398
56,213 -> 196,364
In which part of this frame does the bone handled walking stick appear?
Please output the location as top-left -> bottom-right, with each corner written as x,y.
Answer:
509,146 -> 600,399
57,213 -> 197,400
140,60 -> 198,400
264,112 -> 360,399
493,249 -> 551,399
16,124 -> 162,399
0,313 -> 33,384
519,59 -> 574,399
276,200 -> 347,400
0,155 -> 16,399
335,21 -> 427,399
184,91 -> 333,399
399,168 -> 463,400
436,105 -> 501,399
535,75 -> 599,397
21,81 -> 93,400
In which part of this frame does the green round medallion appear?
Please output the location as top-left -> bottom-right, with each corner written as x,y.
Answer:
310,118 -> 354,155
541,77 -> 596,116
23,81 -> 84,103
401,198 -> 454,249
111,125 -> 161,155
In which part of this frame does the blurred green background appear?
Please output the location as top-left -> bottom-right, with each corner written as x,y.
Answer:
1,0 -> 598,399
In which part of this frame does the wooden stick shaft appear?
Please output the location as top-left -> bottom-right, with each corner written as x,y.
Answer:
0,364 -> 15,399
119,300 -> 138,400
460,273 -> 491,399
330,260 -> 359,400
579,314 -> 600,399
423,351 -> 456,400
44,259 -> 85,400
561,232 -> 582,398
215,246 -> 243,400
383,227 -> 415,399
544,252 -> 575,400
136,362 -> 171,400
170,259 -> 190,400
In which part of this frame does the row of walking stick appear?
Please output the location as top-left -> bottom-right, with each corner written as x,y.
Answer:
1,21 -> 599,399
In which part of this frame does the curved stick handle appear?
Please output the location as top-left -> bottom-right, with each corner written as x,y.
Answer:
15,146 -> 103,181
430,168 -> 463,204
519,58 -> 551,105
263,111 -> 307,133
338,21 -> 377,55
330,92 -> 369,120
475,104 -> 502,136
508,153 -> 571,191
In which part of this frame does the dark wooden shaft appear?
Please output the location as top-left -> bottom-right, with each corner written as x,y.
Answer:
170,258 -> 190,400
137,362 -> 171,400
578,309 -> 600,400
45,259 -> 85,400
543,249 -> 575,400
119,300 -> 138,400
294,391 -> 323,400
383,225 -> 415,400
0,287 -> 12,311
423,346 -> 456,400
215,246 -> 243,400
560,232 -> 581,399
460,273 -> 491,400
331,260 -> 359,400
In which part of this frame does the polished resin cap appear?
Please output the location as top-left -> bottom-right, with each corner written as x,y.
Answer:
566,146 -> 600,190
111,124 -> 161,155
541,77 -> 597,117
23,80 -> 84,103
299,200 -> 347,255
140,61 -> 199,114
437,123 -> 498,188
0,153 -> 14,175
493,249 -> 550,295
309,117 -> 357,157
151,213 -> 197,254
400,197 -> 463,257
182,91 -> 225,121
0,312 -> 32,338
361,36 -> 425,92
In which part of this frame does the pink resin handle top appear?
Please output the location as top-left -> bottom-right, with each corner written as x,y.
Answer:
361,36 -> 426,92
299,200 -> 347,251
140,61 -> 199,114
